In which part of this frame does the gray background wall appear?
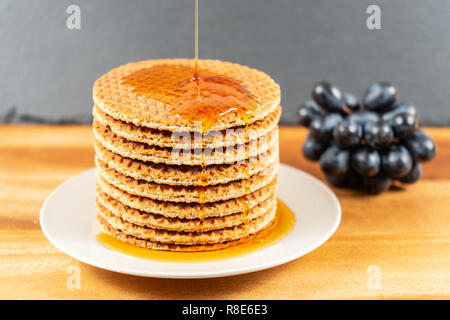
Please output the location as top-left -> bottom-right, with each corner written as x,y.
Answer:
1,0 -> 449,125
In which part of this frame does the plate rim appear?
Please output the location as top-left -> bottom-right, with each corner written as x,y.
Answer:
40,163 -> 341,279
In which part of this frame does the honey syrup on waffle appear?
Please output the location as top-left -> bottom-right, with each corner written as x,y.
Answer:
97,199 -> 295,262
239,161 -> 251,231
121,64 -> 260,133
195,136 -> 208,232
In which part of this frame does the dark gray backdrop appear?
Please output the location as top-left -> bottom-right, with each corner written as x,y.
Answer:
1,0 -> 449,125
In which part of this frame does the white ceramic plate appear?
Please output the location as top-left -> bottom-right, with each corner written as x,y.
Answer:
40,164 -> 341,279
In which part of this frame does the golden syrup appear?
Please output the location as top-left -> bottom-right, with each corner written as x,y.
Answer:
240,120 -> 253,231
194,0 -> 199,78
195,185 -> 207,232
195,128 -> 208,231
97,199 -> 295,262
239,162 -> 251,231
121,65 -> 260,133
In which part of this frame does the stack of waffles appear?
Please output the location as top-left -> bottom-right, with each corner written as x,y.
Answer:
93,59 -> 281,251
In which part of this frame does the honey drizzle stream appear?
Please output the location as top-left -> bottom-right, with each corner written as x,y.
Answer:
194,0 -> 199,78
196,135 -> 207,232
194,0 -> 205,231
240,119 -> 252,232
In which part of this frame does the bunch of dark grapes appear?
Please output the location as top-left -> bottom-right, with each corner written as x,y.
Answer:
298,81 -> 436,194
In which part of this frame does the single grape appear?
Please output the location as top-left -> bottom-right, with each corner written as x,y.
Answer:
390,112 -> 418,138
297,100 -> 324,127
343,92 -> 360,112
347,111 -> 380,126
363,120 -> 394,150
326,169 -> 361,189
326,173 -> 347,188
302,134 -> 328,161
363,171 -> 392,195
403,130 -> 436,162
382,102 -> 417,122
333,119 -> 362,149
312,81 -> 345,113
309,113 -> 343,143
362,82 -> 398,112
351,146 -> 381,177
382,144 -> 413,178
398,161 -> 422,184
319,145 -> 350,177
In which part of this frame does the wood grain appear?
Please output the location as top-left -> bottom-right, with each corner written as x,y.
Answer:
0,125 -> 448,300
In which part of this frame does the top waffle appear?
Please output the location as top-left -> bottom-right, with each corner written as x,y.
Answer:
93,59 -> 281,132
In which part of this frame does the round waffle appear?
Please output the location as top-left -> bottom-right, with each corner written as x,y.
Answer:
93,59 -> 281,132
93,58 -> 282,252
97,213 -> 277,252
97,189 -> 276,232
93,119 -> 279,166
96,157 -> 278,203
94,141 -> 278,186
96,175 -> 277,219
93,104 -> 281,149
96,200 -> 277,245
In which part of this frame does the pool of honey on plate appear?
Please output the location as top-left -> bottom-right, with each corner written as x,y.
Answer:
97,199 -> 295,262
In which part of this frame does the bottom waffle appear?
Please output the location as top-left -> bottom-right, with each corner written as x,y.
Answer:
97,212 -> 278,252
96,200 -> 277,245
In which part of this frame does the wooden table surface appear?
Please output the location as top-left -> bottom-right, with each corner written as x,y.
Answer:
0,125 -> 449,300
